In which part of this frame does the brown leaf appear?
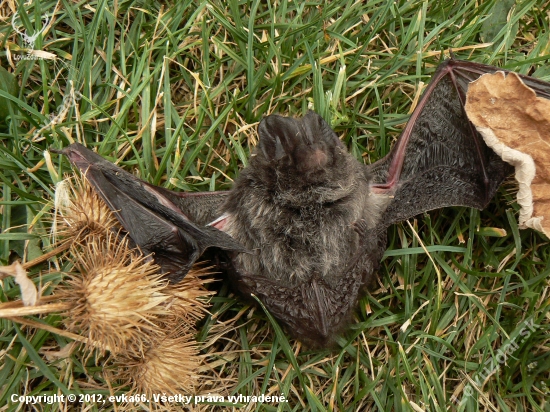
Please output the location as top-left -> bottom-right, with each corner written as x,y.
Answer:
465,71 -> 550,237
41,342 -> 77,361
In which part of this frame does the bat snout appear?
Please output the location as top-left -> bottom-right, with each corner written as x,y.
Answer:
293,143 -> 330,175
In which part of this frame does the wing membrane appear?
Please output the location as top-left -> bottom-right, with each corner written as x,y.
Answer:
56,143 -> 247,281
368,59 -> 521,228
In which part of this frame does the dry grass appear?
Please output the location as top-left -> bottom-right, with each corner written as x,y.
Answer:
0,0 -> 549,411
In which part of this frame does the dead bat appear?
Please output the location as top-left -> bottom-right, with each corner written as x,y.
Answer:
54,59 -> 550,348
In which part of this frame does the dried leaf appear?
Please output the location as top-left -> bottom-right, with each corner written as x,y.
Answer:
41,342 -> 77,361
465,71 -> 550,237
0,262 -> 38,306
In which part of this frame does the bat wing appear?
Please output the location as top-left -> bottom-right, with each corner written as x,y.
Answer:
56,143 -> 247,281
367,59 -> 550,229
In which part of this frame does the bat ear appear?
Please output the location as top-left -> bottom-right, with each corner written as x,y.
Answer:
258,112 -> 342,162
258,115 -> 300,161
302,110 -> 343,148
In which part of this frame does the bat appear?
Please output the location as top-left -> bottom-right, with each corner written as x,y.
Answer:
54,59 -> 550,348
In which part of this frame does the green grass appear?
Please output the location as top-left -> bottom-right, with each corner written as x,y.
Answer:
1,0 -> 550,410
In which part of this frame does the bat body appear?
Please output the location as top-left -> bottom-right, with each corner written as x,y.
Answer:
220,112 -> 391,344
57,59 -> 550,347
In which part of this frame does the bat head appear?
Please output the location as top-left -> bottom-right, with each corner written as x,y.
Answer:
258,111 -> 344,167
255,111 -> 359,202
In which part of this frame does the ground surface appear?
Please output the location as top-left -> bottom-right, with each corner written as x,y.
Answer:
0,1 -> 549,411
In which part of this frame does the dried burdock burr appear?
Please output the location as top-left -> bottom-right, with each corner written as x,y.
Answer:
61,235 -> 169,354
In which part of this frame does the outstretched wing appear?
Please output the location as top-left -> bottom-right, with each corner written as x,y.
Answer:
367,59 -> 550,228
56,143 -> 247,281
